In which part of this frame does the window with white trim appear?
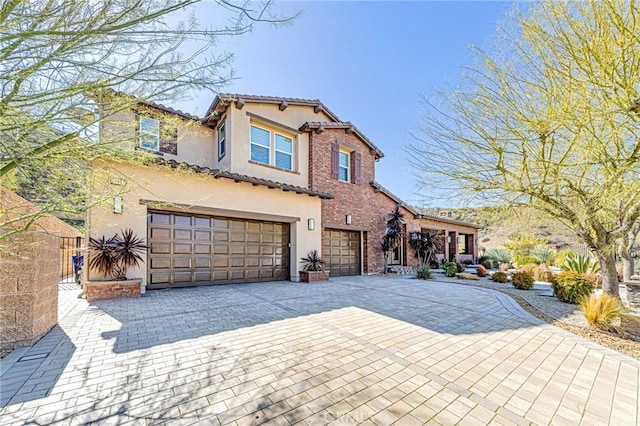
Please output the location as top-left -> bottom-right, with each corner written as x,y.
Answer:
218,121 -> 226,159
139,116 -> 160,151
250,124 -> 294,171
338,150 -> 350,182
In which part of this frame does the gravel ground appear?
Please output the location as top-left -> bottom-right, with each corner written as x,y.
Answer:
423,270 -> 640,360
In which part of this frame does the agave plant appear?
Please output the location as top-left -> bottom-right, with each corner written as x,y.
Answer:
562,254 -> 600,274
88,228 -> 148,280
301,250 -> 325,272
531,245 -> 555,265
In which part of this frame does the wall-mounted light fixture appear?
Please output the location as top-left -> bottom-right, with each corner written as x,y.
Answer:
346,214 -> 352,225
113,196 -> 123,214
308,218 -> 315,230
447,235 -> 451,244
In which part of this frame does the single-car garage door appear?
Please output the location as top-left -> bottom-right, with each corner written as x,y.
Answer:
147,211 -> 289,289
322,229 -> 361,276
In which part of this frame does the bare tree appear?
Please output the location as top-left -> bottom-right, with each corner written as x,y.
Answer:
409,1 -> 640,297
0,0 -> 297,239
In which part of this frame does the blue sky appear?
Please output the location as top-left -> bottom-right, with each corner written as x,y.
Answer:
177,1 -> 511,207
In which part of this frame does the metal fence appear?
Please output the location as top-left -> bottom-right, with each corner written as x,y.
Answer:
60,236 -> 84,284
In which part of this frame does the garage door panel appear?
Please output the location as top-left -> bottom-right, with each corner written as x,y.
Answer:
323,229 -> 360,277
193,271 -> 211,282
151,243 -> 170,254
150,228 -> 171,240
194,244 -> 210,254
173,257 -> 190,268
174,229 -> 191,240
173,243 -> 191,254
194,217 -> 210,228
174,215 -> 192,226
148,211 -> 289,289
150,272 -> 170,284
173,271 -> 192,283
150,257 -> 171,269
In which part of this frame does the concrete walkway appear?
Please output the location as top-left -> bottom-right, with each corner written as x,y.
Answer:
0,276 -> 638,425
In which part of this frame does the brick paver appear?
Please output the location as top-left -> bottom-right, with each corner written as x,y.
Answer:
1,276 -> 638,425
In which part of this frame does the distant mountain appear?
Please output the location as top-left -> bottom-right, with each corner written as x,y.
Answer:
418,206 -> 584,252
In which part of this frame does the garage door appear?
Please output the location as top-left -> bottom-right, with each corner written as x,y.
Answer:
322,229 -> 361,276
147,211 -> 289,289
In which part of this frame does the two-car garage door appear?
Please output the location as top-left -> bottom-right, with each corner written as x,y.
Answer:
147,211 -> 289,289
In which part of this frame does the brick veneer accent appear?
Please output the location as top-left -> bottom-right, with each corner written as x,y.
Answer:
85,280 -> 142,302
308,129 -> 421,273
0,231 -> 59,350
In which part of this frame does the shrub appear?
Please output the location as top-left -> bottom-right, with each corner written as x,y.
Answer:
580,293 -> 630,334
462,259 -> 473,265
478,255 -> 490,265
481,259 -> 494,269
512,271 -> 535,290
492,271 -> 508,283
504,233 -> 547,259
513,255 -> 540,268
476,265 -> 487,277
456,262 -> 467,273
552,272 -> 594,304
456,273 -> 479,281
416,266 -> 432,280
442,262 -> 458,277
520,263 -> 539,276
554,248 -> 576,268
521,263 -> 554,282
538,268 -> 555,283
585,273 -> 603,288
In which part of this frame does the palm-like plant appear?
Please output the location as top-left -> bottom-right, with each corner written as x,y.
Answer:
88,228 -> 147,280
382,206 -> 405,271
409,230 -> 444,265
301,250 -> 325,272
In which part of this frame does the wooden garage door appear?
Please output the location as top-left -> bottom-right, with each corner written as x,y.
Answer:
322,229 -> 361,276
147,211 -> 289,289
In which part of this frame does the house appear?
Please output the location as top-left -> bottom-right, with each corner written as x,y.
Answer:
87,94 -> 478,291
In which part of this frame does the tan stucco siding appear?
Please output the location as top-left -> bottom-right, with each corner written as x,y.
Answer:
101,110 -> 217,168
225,104 -> 334,187
87,160 -> 322,289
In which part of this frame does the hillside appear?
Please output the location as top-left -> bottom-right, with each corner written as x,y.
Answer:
420,206 -> 584,252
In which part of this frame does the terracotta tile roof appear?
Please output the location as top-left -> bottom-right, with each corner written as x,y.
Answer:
154,158 -> 333,199
299,121 -> 384,159
370,181 -> 480,229
100,89 -> 203,122
205,93 -> 341,124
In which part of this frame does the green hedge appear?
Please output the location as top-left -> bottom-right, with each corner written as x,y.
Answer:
552,271 -> 594,304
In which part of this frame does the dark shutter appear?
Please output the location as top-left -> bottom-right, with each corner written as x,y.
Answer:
160,123 -> 178,155
330,142 -> 339,180
353,152 -> 362,185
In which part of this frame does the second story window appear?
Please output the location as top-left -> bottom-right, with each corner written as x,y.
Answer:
250,124 -> 294,171
275,134 -> 292,170
139,116 -> 160,151
338,151 -> 350,182
218,121 -> 226,160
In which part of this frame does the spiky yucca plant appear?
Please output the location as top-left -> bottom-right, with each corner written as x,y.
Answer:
88,228 -> 147,280
301,250 -> 325,272
579,293 -> 631,335
563,254 -> 600,274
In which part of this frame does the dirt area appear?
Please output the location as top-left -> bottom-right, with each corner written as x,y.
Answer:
481,287 -> 640,360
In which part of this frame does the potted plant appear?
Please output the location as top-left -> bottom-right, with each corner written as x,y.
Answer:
299,250 -> 329,283
85,228 -> 148,301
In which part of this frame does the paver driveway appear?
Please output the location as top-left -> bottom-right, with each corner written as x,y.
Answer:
1,276 -> 638,425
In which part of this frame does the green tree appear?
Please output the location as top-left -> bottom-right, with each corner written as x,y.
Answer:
409,0 -> 640,297
0,0 -> 295,239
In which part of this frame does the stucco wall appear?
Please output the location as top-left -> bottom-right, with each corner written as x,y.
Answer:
100,110 -> 217,168
224,103 -> 333,187
87,160 -> 323,289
